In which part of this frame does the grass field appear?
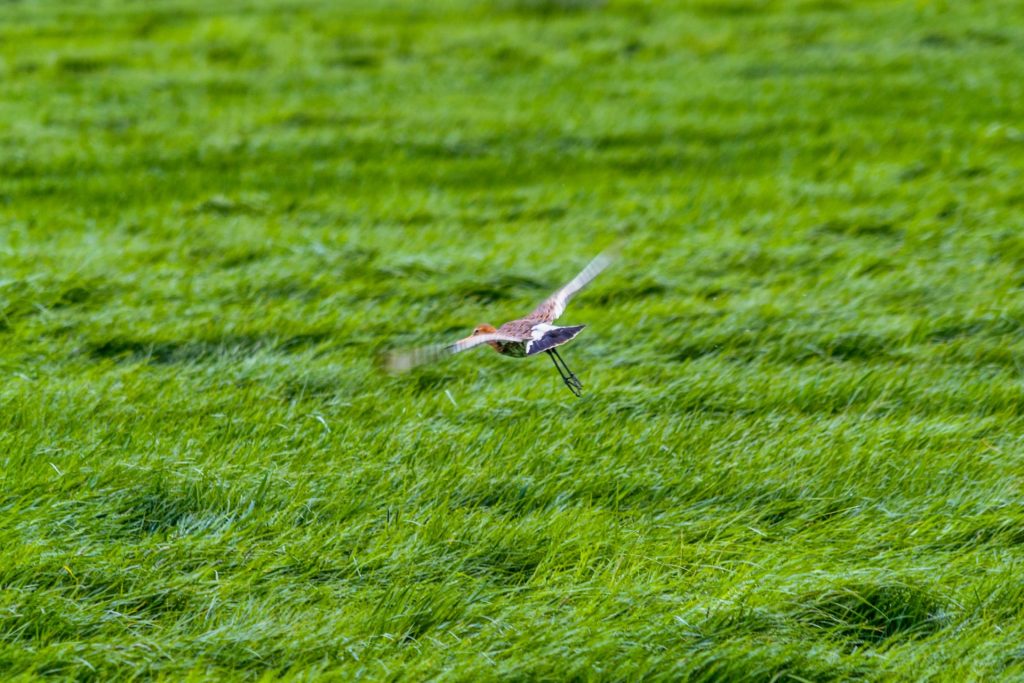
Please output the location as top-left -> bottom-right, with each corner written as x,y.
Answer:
3,0 -> 1024,679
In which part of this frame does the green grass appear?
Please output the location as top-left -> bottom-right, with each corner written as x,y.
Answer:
3,0 -> 1024,679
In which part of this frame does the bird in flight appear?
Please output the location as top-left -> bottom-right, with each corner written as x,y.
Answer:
386,249 -> 616,397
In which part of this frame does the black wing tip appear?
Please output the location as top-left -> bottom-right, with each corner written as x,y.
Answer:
526,325 -> 586,356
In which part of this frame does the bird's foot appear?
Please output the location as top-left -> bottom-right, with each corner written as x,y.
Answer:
563,373 -> 583,397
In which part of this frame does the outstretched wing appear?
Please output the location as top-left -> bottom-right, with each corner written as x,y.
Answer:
529,249 -> 615,323
524,324 -> 586,355
447,332 -> 525,353
384,332 -> 524,373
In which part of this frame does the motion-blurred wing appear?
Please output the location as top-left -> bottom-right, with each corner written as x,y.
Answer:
529,249 -> 615,323
384,333 -> 524,373
446,332 -> 524,353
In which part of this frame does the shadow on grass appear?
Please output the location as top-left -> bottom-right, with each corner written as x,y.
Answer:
795,580 -> 948,646
83,332 -> 333,366
1,277 -> 112,330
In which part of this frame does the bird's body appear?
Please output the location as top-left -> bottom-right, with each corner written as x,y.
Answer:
473,319 -> 586,358
386,249 -> 615,396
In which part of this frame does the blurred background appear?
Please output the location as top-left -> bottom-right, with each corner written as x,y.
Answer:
3,0 -> 1024,679
4,0 -> 1023,360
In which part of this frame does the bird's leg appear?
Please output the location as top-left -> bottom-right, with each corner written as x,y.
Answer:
546,350 -> 567,382
547,349 -> 583,397
547,350 -> 580,397
554,350 -> 584,395
554,350 -> 584,397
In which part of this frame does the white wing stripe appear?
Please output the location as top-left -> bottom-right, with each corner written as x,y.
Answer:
525,323 -> 557,354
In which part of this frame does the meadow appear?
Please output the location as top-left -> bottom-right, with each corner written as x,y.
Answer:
3,0 -> 1024,679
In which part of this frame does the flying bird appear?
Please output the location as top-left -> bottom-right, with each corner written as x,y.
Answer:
386,249 -> 616,397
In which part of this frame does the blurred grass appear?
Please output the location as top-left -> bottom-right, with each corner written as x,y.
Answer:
3,0 -> 1024,679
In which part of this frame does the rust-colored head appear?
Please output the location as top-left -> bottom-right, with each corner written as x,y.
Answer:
471,324 -> 501,352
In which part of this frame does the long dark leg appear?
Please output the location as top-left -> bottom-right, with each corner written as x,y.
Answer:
547,348 -> 583,397
546,349 -> 568,384
553,349 -> 584,396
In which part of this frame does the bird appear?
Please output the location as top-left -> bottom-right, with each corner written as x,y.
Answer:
385,249 -> 616,397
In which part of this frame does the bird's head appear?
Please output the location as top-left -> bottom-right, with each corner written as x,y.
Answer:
469,323 -> 502,352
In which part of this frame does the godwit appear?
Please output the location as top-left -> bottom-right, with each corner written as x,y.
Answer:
386,249 -> 615,397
